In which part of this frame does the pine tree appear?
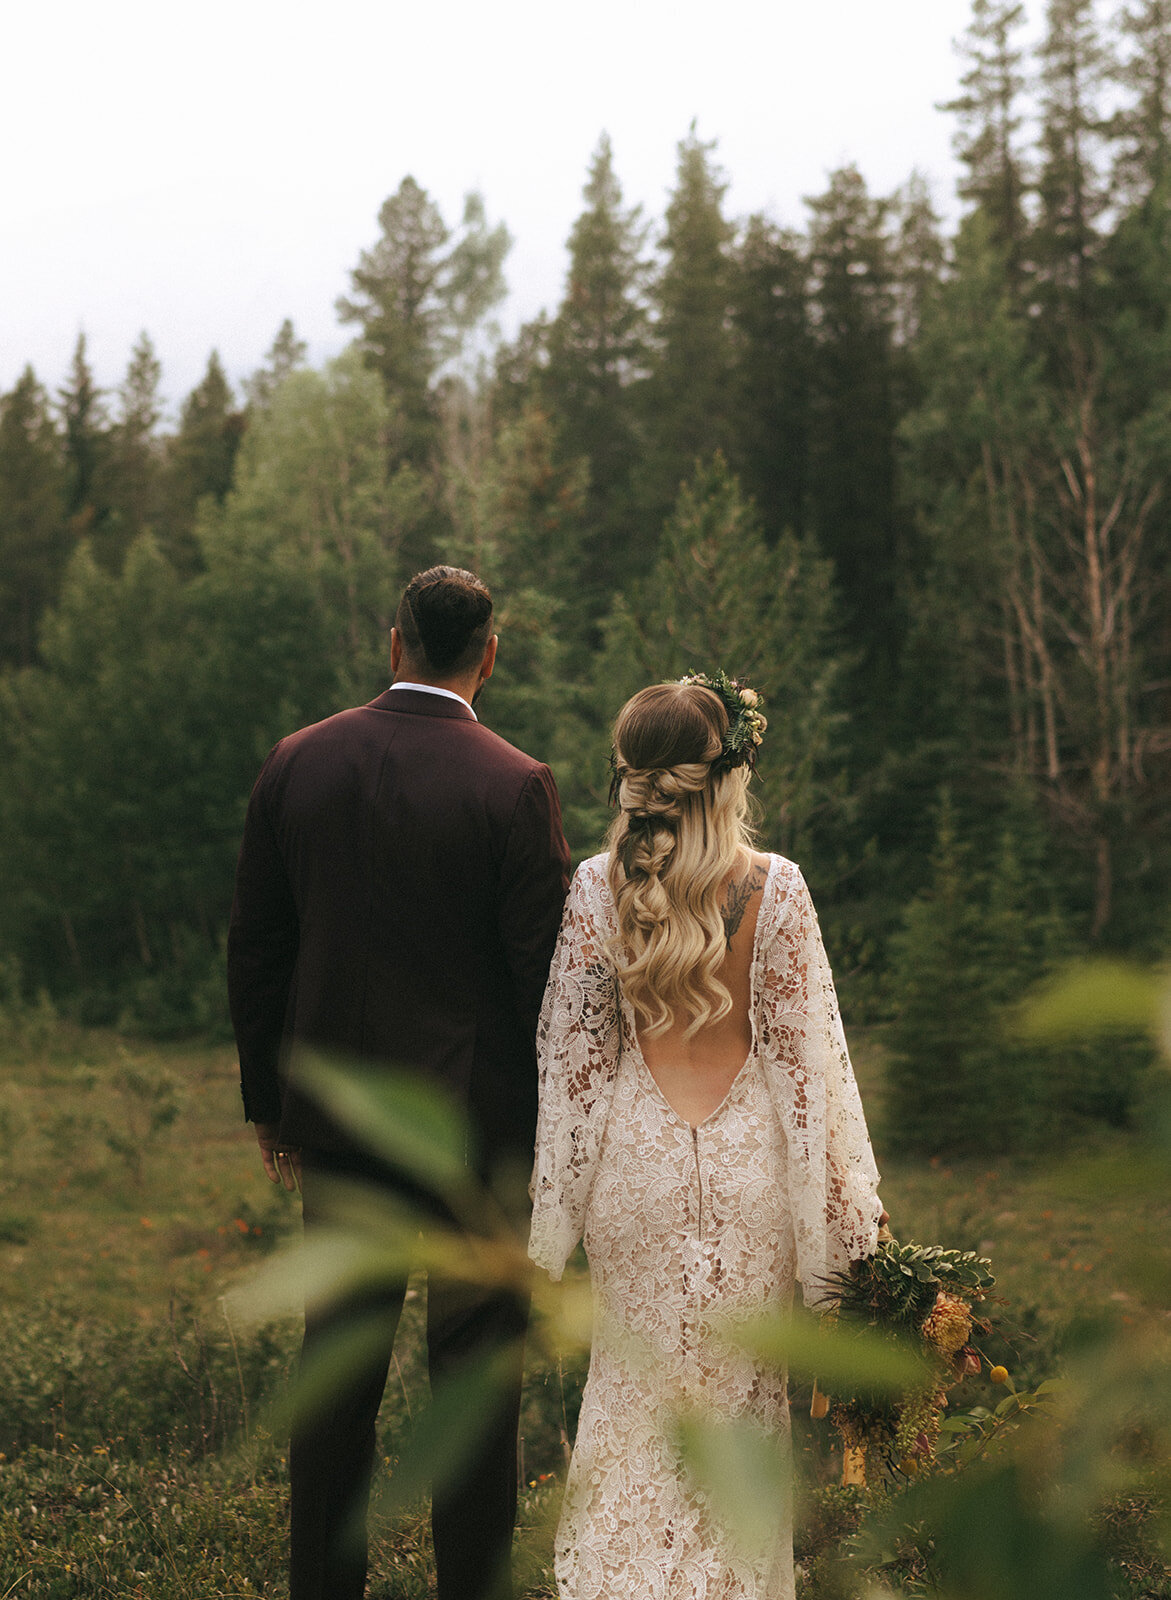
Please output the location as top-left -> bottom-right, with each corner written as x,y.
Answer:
639,127 -> 735,536
1113,0 -> 1171,203
100,331 -> 164,567
902,195 -> 1169,941
889,173 -> 946,350
727,216 -> 813,542
596,455 -> 844,862
541,134 -> 651,615
885,789 -> 1148,1152
885,795 -> 1000,1152
941,0 -> 1029,284
805,166 -> 904,712
489,313 -> 552,426
446,403 -> 585,771
1034,0 -> 1114,338
338,179 -> 510,471
1102,0 -> 1171,392
162,351 -> 243,572
58,333 -> 108,534
0,367 -> 66,666
455,402 -> 588,603
244,318 -> 308,410
897,211 -> 1041,770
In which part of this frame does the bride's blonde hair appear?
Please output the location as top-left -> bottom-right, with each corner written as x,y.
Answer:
605,681 -> 755,1039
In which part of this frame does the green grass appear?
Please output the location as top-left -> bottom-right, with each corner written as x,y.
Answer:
0,1020 -> 1167,1596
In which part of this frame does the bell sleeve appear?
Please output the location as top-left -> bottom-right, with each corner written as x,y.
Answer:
528,859 -> 622,1281
756,863 -> 882,1308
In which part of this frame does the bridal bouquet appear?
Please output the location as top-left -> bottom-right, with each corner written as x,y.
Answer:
817,1236 -> 998,1475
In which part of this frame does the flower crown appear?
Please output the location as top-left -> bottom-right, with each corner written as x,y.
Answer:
678,670 -> 767,775
608,670 -> 767,805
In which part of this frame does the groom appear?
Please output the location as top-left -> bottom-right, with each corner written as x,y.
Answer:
227,565 -> 571,1600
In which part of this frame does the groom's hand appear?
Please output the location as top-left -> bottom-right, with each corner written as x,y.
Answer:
254,1123 -> 302,1192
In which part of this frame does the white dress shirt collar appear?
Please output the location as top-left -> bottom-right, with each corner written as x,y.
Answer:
388,681 -> 477,721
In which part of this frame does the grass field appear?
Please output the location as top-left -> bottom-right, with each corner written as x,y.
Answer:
1,1015 -> 1168,1597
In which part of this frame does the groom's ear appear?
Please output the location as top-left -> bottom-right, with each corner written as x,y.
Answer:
390,627 -> 404,674
480,634 -> 498,682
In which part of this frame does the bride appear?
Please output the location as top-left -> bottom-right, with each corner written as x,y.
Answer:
529,675 -> 883,1599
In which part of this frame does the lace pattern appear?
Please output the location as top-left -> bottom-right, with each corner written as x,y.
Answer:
558,1054 -> 794,1598
528,853 -> 881,1598
530,853 -> 881,1304
529,860 -> 624,1280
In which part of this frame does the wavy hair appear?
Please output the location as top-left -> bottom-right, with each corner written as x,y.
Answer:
605,681 -> 756,1038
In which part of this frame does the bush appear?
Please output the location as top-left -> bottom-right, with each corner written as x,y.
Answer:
0,1445 -> 289,1599
0,1302 -> 294,1460
884,795 -> 1153,1154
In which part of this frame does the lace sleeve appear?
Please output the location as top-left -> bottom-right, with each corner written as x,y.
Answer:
756,862 -> 881,1308
528,858 -> 622,1281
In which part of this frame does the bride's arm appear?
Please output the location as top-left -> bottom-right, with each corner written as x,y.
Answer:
528,859 -> 622,1281
757,863 -> 883,1308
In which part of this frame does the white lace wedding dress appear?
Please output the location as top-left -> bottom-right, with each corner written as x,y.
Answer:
529,853 -> 881,1600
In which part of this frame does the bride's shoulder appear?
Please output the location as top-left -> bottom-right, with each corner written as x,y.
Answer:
750,849 -> 800,884
574,851 -> 610,887
754,853 -> 812,922
570,852 -> 614,910
566,854 -> 617,943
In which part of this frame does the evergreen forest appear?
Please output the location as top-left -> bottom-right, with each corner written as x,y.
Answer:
2,0 -> 1168,1153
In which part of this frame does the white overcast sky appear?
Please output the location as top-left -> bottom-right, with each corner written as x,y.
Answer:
2,0 -> 1044,414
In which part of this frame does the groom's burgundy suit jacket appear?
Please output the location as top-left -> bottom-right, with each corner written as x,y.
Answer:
227,687 -> 571,1164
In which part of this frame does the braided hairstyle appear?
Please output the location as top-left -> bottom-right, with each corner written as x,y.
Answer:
605,681 -> 756,1038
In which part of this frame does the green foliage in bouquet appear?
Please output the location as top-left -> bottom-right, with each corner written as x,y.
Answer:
825,1239 -> 996,1329
819,1237 -> 997,1475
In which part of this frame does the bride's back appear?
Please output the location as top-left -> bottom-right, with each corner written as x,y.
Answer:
634,848 -> 772,1126
606,680 -> 769,1128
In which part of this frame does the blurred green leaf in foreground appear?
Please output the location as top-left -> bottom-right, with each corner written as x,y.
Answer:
228,1009 -> 1171,1596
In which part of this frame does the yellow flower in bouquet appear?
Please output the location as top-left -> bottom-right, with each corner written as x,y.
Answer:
922,1290 -> 972,1356
816,1237 -> 996,1478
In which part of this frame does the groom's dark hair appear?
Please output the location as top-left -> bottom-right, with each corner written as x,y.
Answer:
395,565 -> 494,676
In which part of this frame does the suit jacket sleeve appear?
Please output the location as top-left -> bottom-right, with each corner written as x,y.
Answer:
496,763 -> 571,1041
227,751 -> 299,1124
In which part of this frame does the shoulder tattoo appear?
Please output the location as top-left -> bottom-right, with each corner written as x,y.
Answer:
720,861 -> 768,948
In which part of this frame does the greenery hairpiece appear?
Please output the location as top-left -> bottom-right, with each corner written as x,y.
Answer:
607,670 -> 767,805
678,669 -> 767,775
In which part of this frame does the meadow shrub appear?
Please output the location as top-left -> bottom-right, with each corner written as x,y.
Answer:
0,1445 -> 288,1599
0,1302 -> 295,1459
884,799 -> 1153,1154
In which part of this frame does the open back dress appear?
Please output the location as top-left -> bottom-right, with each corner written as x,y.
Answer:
529,853 -> 881,1600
